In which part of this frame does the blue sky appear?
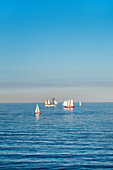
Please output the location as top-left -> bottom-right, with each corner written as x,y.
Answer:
0,0 -> 113,102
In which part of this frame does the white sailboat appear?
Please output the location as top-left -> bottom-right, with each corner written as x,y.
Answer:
35,104 -> 41,114
45,98 -> 58,107
79,101 -> 82,106
63,99 -> 75,108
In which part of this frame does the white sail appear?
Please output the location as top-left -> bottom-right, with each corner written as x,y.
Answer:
65,100 -> 67,106
45,100 -> 48,105
63,100 -> 67,106
70,99 -> 73,106
79,101 -> 82,106
67,100 -> 70,106
63,101 -> 65,106
35,105 -> 37,113
54,100 -> 58,105
35,104 -> 40,113
38,105 -> 40,112
48,99 -> 51,105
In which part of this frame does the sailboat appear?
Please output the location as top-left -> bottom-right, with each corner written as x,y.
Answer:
63,99 -> 75,108
79,101 -> 82,106
35,104 -> 41,114
45,98 -> 58,107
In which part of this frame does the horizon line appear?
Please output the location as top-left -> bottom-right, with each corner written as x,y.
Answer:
0,101 -> 113,104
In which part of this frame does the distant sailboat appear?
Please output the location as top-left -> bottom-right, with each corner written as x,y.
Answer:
45,98 -> 58,107
35,104 -> 41,114
79,101 -> 82,106
63,99 -> 75,108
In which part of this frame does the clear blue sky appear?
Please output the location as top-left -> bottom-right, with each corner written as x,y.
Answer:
0,0 -> 113,102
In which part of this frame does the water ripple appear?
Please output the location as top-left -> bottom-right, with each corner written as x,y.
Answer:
0,103 -> 113,169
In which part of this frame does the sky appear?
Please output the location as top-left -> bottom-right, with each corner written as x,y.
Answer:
0,0 -> 113,103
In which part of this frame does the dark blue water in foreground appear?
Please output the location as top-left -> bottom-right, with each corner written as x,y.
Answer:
0,102 -> 113,169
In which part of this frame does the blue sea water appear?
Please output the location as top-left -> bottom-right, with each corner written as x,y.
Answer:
0,102 -> 113,169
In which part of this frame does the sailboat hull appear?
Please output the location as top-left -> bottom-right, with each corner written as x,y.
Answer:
35,112 -> 41,114
64,106 -> 75,108
45,104 -> 56,107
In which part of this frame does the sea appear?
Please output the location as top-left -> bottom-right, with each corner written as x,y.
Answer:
0,102 -> 113,169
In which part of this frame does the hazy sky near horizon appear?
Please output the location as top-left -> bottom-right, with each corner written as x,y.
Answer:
0,0 -> 113,102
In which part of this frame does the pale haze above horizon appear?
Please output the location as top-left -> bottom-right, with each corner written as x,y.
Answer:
0,0 -> 113,103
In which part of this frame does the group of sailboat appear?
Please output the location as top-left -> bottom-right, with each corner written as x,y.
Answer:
35,98 -> 82,114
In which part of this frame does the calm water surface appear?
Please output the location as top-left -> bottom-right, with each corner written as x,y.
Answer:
0,102 -> 113,169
